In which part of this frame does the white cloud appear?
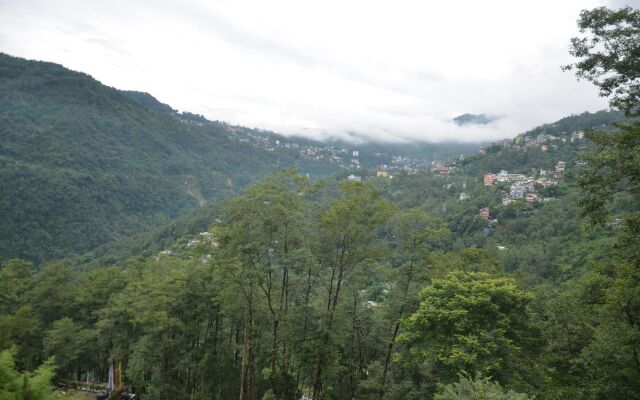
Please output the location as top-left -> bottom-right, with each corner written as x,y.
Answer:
0,0 -> 618,142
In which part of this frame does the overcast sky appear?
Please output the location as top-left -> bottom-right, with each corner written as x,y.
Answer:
0,0 -> 631,142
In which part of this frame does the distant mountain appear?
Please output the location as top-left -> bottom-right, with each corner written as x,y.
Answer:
453,113 -> 498,126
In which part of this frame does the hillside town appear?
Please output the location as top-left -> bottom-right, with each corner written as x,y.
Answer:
226,125 -> 444,174
226,123 -> 590,209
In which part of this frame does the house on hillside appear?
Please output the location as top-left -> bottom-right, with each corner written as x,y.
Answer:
571,131 -> 585,141
479,207 -> 490,220
496,170 -> 509,183
484,173 -> 497,186
436,164 -> 450,174
555,161 -> 566,177
510,187 -> 525,199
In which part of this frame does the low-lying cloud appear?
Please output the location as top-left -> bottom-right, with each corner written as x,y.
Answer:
0,0 -> 618,142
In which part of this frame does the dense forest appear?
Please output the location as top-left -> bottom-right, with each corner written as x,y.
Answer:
1,5 -> 639,400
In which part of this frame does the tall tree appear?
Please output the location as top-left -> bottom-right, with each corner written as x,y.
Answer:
43,318 -> 94,380
217,170 -> 309,400
29,262 -> 78,327
0,259 -> 33,315
556,8 -> 640,398
564,5 -> 640,264
563,6 -> 640,116
379,209 -> 448,398
311,181 -> 393,399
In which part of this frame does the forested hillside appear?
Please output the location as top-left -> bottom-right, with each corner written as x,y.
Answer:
62,106 -> 621,269
0,54 -> 488,265
0,53 -> 618,266
0,54 -> 340,264
0,55 -> 312,262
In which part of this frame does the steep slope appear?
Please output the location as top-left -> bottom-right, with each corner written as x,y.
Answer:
0,54 -> 338,264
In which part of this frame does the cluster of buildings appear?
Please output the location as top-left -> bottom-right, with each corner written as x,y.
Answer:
230,129 -> 360,165
186,231 -> 219,249
503,177 -> 539,205
476,158 -> 571,224
483,162 -> 566,206
431,160 -> 457,175
354,157 -> 454,181
300,146 -> 362,166
385,155 -> 432,175
156,231 -> 220,263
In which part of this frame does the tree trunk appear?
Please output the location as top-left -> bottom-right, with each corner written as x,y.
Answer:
240,286 -> 255,400
280,341 -> 287,400
270,319 -> 279,391
380,255 -> 416,398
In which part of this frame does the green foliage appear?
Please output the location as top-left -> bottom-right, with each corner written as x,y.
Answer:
0,259 -> 33,315
0,158 -> 631,400
0,306 -> 42,371
435,375 -> 532,400
0,350 -> 20,399
29,263 -> 78,326
43,318 -> 93,378
401,271 -> 536,386
539,6 -> 640,399
564,6 -> 640,115
0,350 -> 56,400
578,264 -> 640,398
578,122 -> 640,265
